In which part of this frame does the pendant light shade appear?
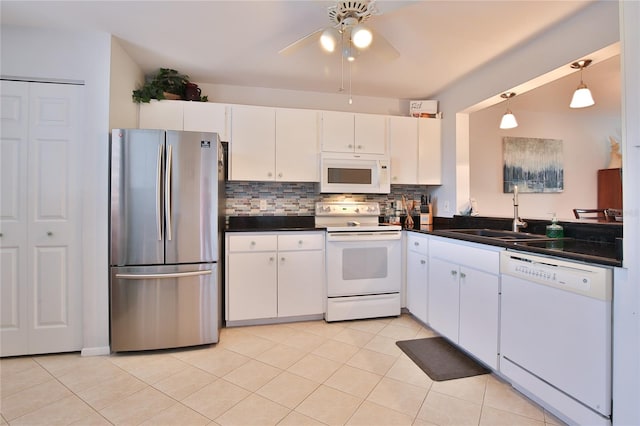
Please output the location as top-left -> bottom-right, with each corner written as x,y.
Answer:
570,84 -> 595,108
569,59 -> 595,108
499,92 -> 518,129
500,111 -> 518,129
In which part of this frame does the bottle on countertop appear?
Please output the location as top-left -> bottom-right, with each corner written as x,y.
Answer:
546,214 -> 564,238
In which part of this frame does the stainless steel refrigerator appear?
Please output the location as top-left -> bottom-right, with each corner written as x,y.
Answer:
109,129 -> 224,352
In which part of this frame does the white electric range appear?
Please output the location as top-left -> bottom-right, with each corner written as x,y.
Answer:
315,202 -> 402,322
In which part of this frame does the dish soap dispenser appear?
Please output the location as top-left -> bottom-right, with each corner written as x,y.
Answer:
546,214 -> 564,238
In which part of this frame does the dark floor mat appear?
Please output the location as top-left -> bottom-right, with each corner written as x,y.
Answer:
396,337 -> 490,381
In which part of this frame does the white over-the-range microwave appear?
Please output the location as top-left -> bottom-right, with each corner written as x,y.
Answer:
320,152 -> 390,194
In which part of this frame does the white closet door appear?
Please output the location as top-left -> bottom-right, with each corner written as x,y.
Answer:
0,81 -> 30,355
0,80 -> 83,356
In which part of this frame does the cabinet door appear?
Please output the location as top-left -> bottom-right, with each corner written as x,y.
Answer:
183,102 -> 229,140
227,252 -> 278,321
428,257 -> 459,341
458,267 -> 500,369
321,110 -> 354,152
230,105 -> 276,181
275,108 -> 319,182
418,118 -> 442,185
406,250 -> 428,324
355,113 -> 387,154
278,250 -> 324,317
139,100 -> 183,130
389,116 -> 418,184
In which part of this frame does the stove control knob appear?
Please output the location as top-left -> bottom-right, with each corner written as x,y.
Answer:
355,208 -> 360,213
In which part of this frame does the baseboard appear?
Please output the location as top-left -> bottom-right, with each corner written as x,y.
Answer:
81,346 -> 110,356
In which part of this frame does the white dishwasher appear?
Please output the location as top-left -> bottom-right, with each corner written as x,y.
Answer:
500,250 -> 612,426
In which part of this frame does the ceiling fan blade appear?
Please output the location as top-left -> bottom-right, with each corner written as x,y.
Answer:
366,28 -> 400,61
279,28 -> 325,56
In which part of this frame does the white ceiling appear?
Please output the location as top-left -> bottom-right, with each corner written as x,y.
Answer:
1,0 -> 597,100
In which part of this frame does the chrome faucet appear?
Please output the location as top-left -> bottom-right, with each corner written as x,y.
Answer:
512,185 -> 527,232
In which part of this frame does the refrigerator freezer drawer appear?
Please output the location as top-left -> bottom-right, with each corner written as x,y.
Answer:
110,263 -> 220,352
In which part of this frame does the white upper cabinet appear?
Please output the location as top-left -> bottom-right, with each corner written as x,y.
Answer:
230,104 -> 276,181
321,111 -> 387,155
418,118 -> 442,185
139,100 -> 183,130
139,100 -> 229,140
275,108 -> 319,182
183,102 -> 228,137
229,105 -> 319,182
388,116 -> 442,185
321,110 -> 354,153
354,113 -> 387,154
389,116 -> 419,184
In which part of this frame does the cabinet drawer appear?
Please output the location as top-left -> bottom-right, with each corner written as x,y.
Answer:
430,237 -> 501,274
407,233 -> 429,256
228,234 -> 277,252
278,233 -> 324,251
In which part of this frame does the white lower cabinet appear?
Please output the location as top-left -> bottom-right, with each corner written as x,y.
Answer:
406,232 -> 429,324
428,236 -> 502,369
226,232 -> 324,323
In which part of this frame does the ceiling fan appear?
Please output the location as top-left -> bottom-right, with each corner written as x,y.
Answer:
279,0 -> 400,62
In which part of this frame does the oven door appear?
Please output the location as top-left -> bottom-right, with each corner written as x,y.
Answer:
326,230 -> 401,296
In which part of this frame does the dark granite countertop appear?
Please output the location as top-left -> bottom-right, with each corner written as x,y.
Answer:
406,215 -> 622,267
227,215 -> 324,232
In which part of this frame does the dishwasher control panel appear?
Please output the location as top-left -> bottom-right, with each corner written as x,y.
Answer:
500,250 -> 612,301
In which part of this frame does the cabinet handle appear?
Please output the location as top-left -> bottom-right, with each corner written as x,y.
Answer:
451,270 -> 457,276
267,172 -> 273,177
281,257 -> 285,262
298,240 -> 303,245
278,172 -> 283,178
250,241 -> 256,246
414,241 -> 419,246
460,272 -> 467,279
269,256 -> 275,262
348,144 -> 353,149
357,145 -> 363,149
420,259 -> 426,265
0,233 -> 3,237
47,232 -> 53,236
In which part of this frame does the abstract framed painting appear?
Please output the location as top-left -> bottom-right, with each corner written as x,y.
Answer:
503,137 -> 563,193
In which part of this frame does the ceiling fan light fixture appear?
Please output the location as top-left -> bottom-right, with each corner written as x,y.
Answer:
320,27 -> 339,52
351,24 -> 372,49
569,59 -> 595,108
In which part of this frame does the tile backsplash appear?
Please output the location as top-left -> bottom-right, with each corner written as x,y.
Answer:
225,181 -> 432,217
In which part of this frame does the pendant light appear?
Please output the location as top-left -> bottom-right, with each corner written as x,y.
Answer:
569,59 -> 595,108
499,92 -> 518,129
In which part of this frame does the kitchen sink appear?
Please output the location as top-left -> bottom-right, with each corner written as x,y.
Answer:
435,228 -> 557,242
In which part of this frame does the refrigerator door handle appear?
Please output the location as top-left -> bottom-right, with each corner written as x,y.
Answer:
156,143 -> 164,241
115,270 -> 212,280
165,144 -> 173,241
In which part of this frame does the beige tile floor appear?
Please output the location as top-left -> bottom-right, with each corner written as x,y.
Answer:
1,314 -> 565,426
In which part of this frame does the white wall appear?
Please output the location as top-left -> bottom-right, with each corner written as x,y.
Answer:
196,82 -> 406,116
613,1 -> 640,424
109,37 -> 144,129
1,25 -> 112,355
